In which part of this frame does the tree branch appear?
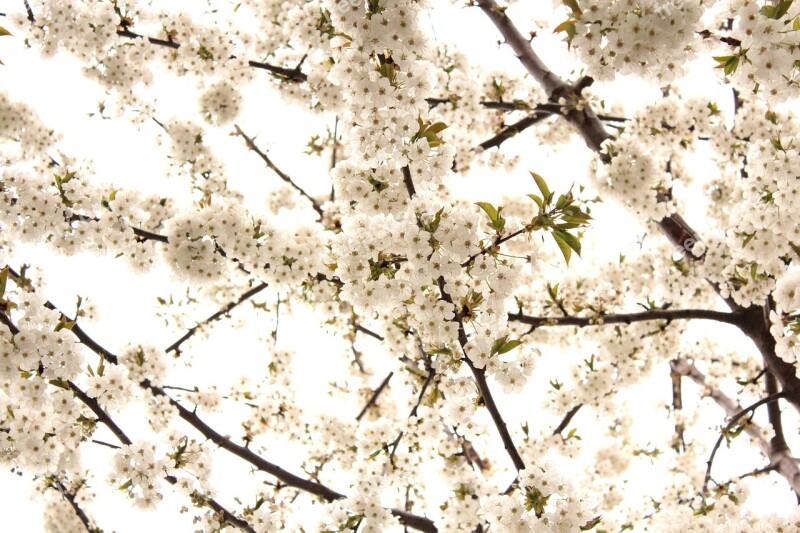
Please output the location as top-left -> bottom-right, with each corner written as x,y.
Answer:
436,276 -> 526,471
672,359 -> 800,499
50,479 -> 96,533
700,391 -> 786,498
402,165 -> 416,198
115,28 -> 307,83
165,281 -> 269,355
552,404 -> 582,436
356,372 -> 394,421
509,308 -> 745,330
233,125 -> 324,220
474,0 -> 800,414
2,272 -> 437,532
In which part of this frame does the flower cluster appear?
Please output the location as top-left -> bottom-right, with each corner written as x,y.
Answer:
110,442 -> 167,509
558,0 -> 708,84
715,0 -> 800,104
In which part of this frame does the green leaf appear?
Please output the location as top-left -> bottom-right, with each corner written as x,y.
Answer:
490,335 -> 509,355
760,0 -> 793,19
118,479 -> 133,491
0,266 -> 7,301
794,15 -> 800,30
554,228 -> 582,257
527,194 -> 544,209
552,231 -> 572,265
562,0 -> 582,16
0,27 -> 11,37
475,202 -> 498,222
713,55 -> 740,76
530,172 -> 551,201
497,339 -> 522,354
524,486 -> 550,518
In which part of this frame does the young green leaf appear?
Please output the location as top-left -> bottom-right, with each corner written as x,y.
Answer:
475,202 -> 497,221
530,172 -> 551,201
552,231 -> 572,265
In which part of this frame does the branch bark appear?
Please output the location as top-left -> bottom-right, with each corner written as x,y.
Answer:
509,308 -> 745,330
672,359 -> 800,499
474,0 -> 800,414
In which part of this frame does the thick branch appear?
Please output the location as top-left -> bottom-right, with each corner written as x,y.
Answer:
509,308 -> 745,330
474,0 -> 800,414
165,281 -> 269,354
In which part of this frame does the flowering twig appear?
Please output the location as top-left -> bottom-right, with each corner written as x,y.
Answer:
436,276 -> 526,471
700,390 -> 786,499
50,478 -> 97,533
115,28 -> 307,83
2,268 -> 438,532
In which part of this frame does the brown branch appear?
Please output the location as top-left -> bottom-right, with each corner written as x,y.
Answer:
22,0 -> 34,23
475,0 -> 800,415
509,308 -> 745,330
50,479 -> 95,532
700,391 -> 786,498
670,365 -> 686,453
402,165 -> 416,198
142,380 -> 437,532
765,371 -> 790,454
115,28 -> 308,83
5,274 -> 437,532
356,372 -> 394,421
672,359 -> 800,499
552,404 -> 582,436
478,113 -> 551,151
131,226 -> 169,243
233,125 -> 324,220
436,276 -> 526,471
165,281 -> 269,354
461,227 -> 528,268
354,323 -> 385,342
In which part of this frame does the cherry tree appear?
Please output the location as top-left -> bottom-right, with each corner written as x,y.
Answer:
1,0 -> 800,531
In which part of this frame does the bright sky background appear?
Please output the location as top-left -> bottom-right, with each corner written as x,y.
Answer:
1,1 -> 798,531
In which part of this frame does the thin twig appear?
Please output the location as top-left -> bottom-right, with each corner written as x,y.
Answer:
356,372 -> 394,421
402,165 -> 416,198
672,359 -> 800,499
700,391 -> 786,498
233,125 -> 324,220
51,479 -> 95,532
552,404 -> 582,436
165,282 -> 269,354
